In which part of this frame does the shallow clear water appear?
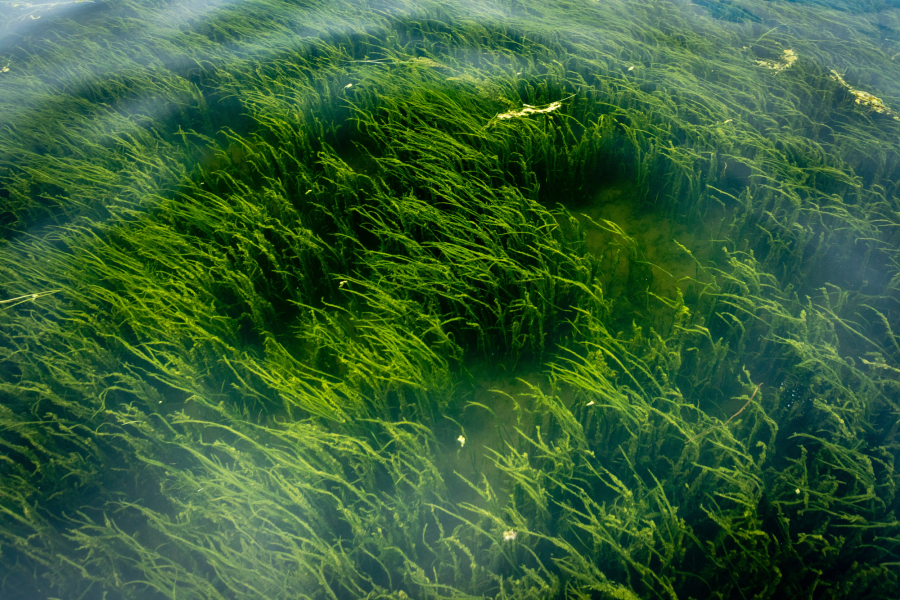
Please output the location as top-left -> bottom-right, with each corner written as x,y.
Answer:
2,0 -> 899,598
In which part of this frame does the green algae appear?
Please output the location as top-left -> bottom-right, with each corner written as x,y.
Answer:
1,0 -> 899,598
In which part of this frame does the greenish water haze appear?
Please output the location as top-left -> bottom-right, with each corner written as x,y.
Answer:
1,0 -> 899,597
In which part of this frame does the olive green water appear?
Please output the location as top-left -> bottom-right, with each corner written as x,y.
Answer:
1,0 -> 899,598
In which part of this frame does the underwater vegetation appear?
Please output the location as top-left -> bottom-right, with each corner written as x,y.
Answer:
1,0 -> 900,597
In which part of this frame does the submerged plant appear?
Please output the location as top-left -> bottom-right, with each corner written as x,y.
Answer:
1,0 -> 899,598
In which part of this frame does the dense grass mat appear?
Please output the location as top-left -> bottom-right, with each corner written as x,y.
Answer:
1,0 -> 899,598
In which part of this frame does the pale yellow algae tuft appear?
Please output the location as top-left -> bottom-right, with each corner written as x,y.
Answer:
755,48 -> 797,73
829,69 -> 899,120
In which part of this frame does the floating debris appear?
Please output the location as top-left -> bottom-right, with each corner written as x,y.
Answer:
755,48 -> 797,73
494,95 -> 575,122
457,435 -> 465,447
497,101 -> 562,120
503,530 -> 517,542
829,69 -> 899,120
